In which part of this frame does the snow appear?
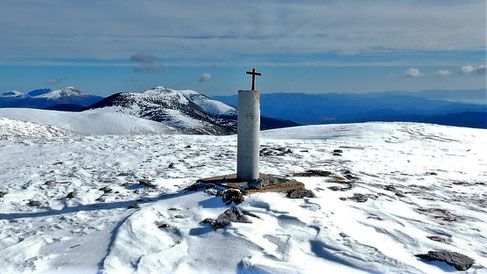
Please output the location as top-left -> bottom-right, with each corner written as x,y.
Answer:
0,118 -> 73,140
0,90 -> 23,97
32,87 -> 87,99
177,89 -> 236,116
0,121 -> 486,273
0,108 -> 176,135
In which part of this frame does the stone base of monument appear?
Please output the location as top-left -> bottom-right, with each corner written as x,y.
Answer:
195,173 -> 305,194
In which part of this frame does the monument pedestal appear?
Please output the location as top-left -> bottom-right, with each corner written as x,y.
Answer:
237,90 -> 260,182
196,173 -> 305,194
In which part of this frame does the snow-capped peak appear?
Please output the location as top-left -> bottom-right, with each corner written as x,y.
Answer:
32,87 -> 88,99
0,90 -> 23,97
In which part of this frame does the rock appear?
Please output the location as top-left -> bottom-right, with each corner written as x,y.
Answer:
0,191 -> 7,198
328,183 -> 353,192
174,215 -> 184,219
99,186 -> 112,193
168,207 -> 180,211
415,250 -> 474,271
349,193 -> 368,203
185,182 -> 215,192
259,146 -> 293,156
184,145 -> 191,149
53,161 -> 63,165
332,152 -> 342,156
156,222 -> 176,230
427,236 -> 447,243
117,172 -> 130,176
202,218 -> 215,227
221,189 -> 244,205
426,172 -> 438,176
212,206 -> 251,229
66,191 -> 77,198
384,185 -> 396,191
287,188 -> 315,199
333,149 -> 343,154
168,163 -> 175,169
139,179 -> 156,188
28,200 -> 41,207
395,192 -> 406,197
128,203 -> 140,209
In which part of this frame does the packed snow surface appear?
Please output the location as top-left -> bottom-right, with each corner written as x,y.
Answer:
0,108 -> 176,135
0,122 -> 486,273
0,118 -> 73,140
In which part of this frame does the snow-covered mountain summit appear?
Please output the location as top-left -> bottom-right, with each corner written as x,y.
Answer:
31,87 -> 91,99
86,86 -> 294,135
86,86 -> 238,134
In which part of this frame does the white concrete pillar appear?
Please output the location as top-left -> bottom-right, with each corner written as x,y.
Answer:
237,90 -> 260,181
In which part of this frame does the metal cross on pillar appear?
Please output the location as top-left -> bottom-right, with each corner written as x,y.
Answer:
246,68 -> 261,90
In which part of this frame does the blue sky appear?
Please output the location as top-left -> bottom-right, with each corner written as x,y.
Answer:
0,0 -> 485,96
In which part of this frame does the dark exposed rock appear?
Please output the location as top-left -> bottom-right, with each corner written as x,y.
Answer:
395,192 -> 406,198
53,161 -> 63,165
174,215 -> 184,219
128,203 -> 140,209
139,179 -> 156,188
211,206 -> 251,229
99,186 -> 112,193
28,200 -> 41,207
426,172 -> 438,176
168,207 -> 180,211
349,193 -> 368,203
0,191 -> 7,198
117,172 -> 130,176
95,197 -> 105,202
168,163 -> 175,169
332,152 -> 342,156
222,189 -> 244,205
184,145 -> 191,149
259,146 -> 293,156
333,149 -> 343,154
287,188 -> 315,199
427,236 -> 447,243
328,183 -> 353,192
384,185 -> 396,191
66,191 -> 77,198
156,221 -> 177,231
415,250 -> 474,271
185,182 -> 216,192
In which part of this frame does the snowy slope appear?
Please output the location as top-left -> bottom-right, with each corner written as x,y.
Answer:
0,108 -> 176,135
0,122 -> 486,273
0,118 -> 74,140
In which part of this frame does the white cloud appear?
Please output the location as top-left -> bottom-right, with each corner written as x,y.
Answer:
435,70 -> 451,76
460,65 -> 486,75
129,53 -> 163,73
0,0 -> 484,66
199,73 -> 212,82
46,79 -> 59,85
404,68 -> 422,77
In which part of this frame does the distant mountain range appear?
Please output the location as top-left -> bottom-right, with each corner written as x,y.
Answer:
1,87 -> 485,130
0,87 -> 103,110
214,90 -> 487,129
